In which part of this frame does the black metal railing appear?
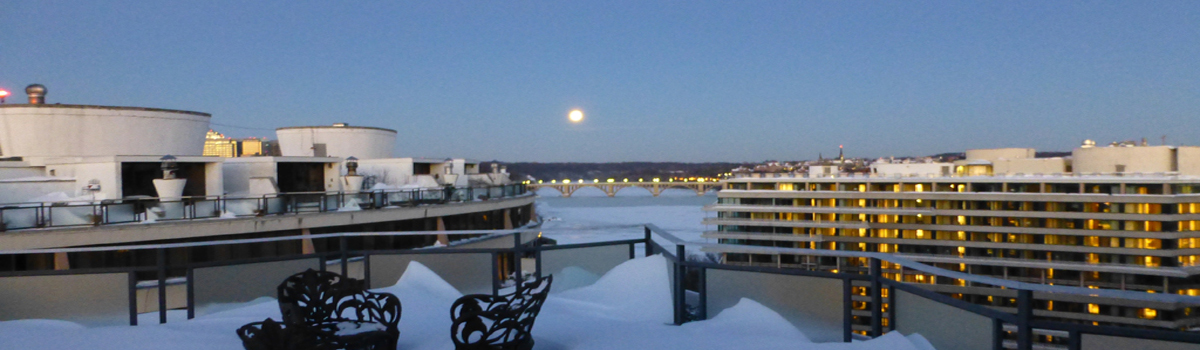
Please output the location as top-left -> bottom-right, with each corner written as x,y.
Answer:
0,223 -> 1197,350
0,184 -> 528,231
641,224 -> 1200,350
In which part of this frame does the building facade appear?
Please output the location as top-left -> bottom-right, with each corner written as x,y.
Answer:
202,130 -> 239,157
707,145 -> 1200,335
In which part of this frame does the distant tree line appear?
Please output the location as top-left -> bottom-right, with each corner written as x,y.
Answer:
497,162 -> 750,182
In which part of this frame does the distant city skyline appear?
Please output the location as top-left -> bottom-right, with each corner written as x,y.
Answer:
2,1 -> 1197,162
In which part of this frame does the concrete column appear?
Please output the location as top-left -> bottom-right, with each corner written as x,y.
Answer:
301,228 -> 315,254
53,252 -> 70,270
503,209 -> 513,230
436,217 -> 449,245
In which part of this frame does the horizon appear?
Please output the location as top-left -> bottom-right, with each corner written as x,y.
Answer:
2,1 -> 1197,162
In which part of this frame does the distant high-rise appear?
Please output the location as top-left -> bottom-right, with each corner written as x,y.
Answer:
203,130 -> 280,157
202,130 -> 238,157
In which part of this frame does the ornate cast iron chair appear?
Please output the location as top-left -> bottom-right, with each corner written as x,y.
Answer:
237,318 -> 307,350
450,275 -> 553,350
275,269 -> 402,350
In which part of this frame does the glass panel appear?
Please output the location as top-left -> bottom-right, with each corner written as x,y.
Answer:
369,253 -> 494,295
192,258 -> 320,316
895,290 -> 992,350
49,205 -> 95,226
1,206 -> 41,229
104,202 -> 138,223
540,244 -> 630,292
1082,334 -> 1197,350
0,273 -> 130,326
707,269 -> 844,342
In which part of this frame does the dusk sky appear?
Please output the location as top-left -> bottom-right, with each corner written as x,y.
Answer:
2,1 -> 1197,162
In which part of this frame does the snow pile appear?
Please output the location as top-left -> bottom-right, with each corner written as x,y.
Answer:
548,266 -> 601,292
26,192 -> 105,204
553,255 -> 673,323
0,257 -> 938,350
337,197 -> 363,212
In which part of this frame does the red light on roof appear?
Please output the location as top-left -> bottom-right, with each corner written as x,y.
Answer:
0,90 -> 9,97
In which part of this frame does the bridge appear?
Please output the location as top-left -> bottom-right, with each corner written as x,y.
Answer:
526,180 -> 722,197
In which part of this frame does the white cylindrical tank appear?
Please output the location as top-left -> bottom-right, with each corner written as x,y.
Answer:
275,124 -> 397,159
0,105 -> 210,157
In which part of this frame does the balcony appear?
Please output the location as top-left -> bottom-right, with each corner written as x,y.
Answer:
0,225 -> 1198,349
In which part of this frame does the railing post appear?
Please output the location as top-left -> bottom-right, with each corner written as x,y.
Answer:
534,241 -> 543,278
339,235 -> 349,277
363,254 -> 372,289
674,244 -> 687,325
186,268 -> 195,320
644,226 -> 653,257
886,280 -> 896,332
870,258 -> 883,337
491,252 -> 500,296
843,277 -> 852,342
157,248 -> 167,324
512,231 -> 523,287
1017,289 -> 1033,350
992,318 -> 1004,350
697,266 -> 707,320
128,272 -> 138,326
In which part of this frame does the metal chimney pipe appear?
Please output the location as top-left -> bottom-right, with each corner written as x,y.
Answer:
25,84 -> 46,104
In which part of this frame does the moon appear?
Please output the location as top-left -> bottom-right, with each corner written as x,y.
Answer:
568,109 -> 584,123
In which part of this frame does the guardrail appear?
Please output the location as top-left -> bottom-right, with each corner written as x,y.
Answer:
0,184 -> 528,231
642,224 -> 1200,350
0,223 -> 1197,350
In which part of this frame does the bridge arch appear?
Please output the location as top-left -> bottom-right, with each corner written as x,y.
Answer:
611,185 -> 654,197
565,185 -> 609,197
533,187 -> 565,197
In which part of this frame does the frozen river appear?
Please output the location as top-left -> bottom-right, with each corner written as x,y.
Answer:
534,187 -> 717,246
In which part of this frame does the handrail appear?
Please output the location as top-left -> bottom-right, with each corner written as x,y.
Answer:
689,242 -> 1200,306
0,185 -> 522,207
0,184 -> 529,231
0,229 -> 541,255
0,224 -> 1197,348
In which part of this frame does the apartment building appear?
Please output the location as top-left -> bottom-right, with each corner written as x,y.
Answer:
706,144 -> 1200,333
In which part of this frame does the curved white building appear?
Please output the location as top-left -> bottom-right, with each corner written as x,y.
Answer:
276,124 -> 397,159
0,105 -> 210,158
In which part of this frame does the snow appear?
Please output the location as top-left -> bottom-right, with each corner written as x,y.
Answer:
25,191 -> 106,204
338,197 -> 364,212
0,257 -> 936,350
535,188 -> 716,259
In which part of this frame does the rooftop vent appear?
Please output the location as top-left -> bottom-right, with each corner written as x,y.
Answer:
25,84 -> 46,104
333,123 -> 349,127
